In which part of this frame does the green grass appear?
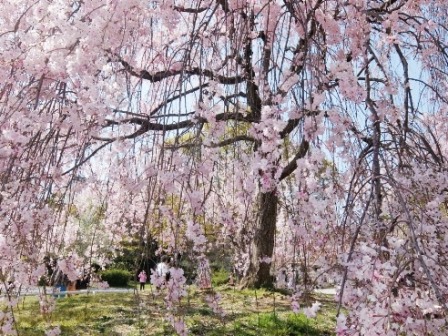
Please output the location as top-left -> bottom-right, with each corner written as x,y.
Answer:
232,313 -> 333,336
9,286 -> 336,335
13,293 -> 141,336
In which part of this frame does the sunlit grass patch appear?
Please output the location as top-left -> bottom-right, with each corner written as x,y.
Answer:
9,287 -> 336,335
13,293 -> 143,336
232,312 -> 334,336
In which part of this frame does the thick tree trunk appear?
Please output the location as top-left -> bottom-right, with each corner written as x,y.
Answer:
241,189 -> 278,288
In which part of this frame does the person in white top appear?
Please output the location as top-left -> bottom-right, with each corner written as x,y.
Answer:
156,256 -> 170,283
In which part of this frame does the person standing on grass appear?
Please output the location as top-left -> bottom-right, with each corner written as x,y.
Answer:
156,256 -> 170,283
197,258 -> 211,290
138,270 -> 147,290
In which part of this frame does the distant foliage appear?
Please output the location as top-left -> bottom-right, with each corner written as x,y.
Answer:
100,269 -> 131,287
211,269 -> 230,287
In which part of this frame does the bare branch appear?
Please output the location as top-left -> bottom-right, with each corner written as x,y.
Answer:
62,140 -> 113,175
173,6 -> 208,13
165,135 -> 256,150
279,109 -> 320,138
279,139 -> 309,181
93,111 -> 258,142
119,58 -> 245,85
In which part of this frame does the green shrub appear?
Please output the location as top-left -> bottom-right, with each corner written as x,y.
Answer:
100,269 -> 131,287
211,268 -> 229,286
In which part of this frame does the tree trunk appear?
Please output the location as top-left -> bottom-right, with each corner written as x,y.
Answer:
241,189 -> 278,288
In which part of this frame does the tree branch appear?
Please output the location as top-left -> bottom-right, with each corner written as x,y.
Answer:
279,109 -> 320,138
62,140 -> 113,175
149,84 -> 209,116
119,58 -> 245,85
279,139 -> 309,181
93,111 -> 258,142
173,6 -> 208,13
165,135 -> 256,150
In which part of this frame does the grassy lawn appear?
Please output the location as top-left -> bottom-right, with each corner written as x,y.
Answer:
10,286 -> 337,335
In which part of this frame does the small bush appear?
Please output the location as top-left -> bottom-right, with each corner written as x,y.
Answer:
100,269 -> 131,287
211,268 -> 229,286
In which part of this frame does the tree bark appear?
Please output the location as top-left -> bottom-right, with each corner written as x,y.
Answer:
240,140 -> 308,288
241,189 -> 278,288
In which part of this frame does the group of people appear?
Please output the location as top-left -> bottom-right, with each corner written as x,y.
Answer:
138,256 -> 171,290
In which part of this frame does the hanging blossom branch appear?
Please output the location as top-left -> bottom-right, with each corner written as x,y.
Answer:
381,156 -> 448,314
